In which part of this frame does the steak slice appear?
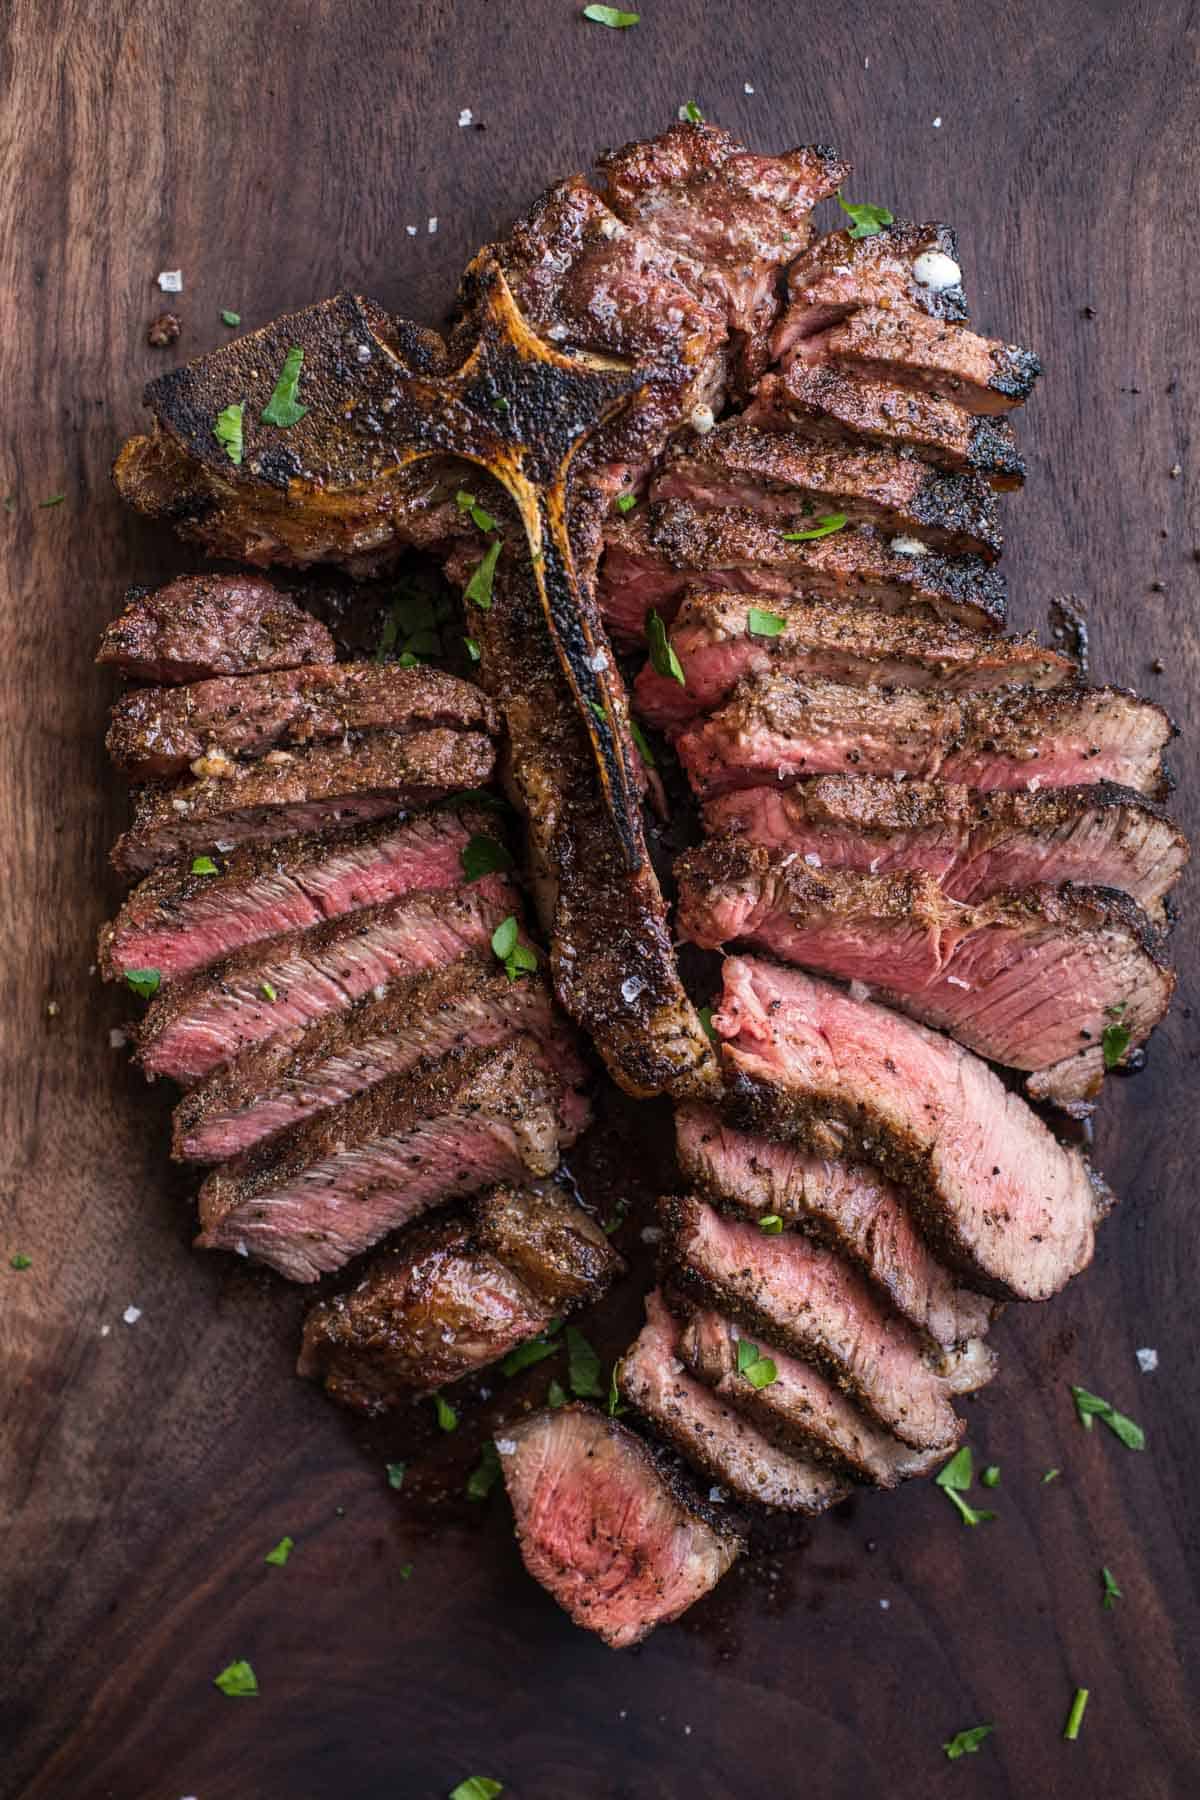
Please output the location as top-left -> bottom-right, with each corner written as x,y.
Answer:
743,365 -> 1025,490
653,423 -> 1002,559
675,1103 -> 995,1353
196,1036 -> 586,1280
297,1183 -> 620,1411
138,873 -> 522,1082
99,805 -> 504,984
95,574 -> 335,683
498,1403 -> 743,1649
111,728 -> 497,874
106,663 -> 499,780
172,953 -> 586,1162
713,956 -> 1106,1301
676,673 -> 1172,799
675,843 -> 1174,1100
772,221 -> 970,362
789,306 -> 1040,415
661,1195 -> 986,1451
601,502 -> 1008,642
703,776 -> 1188,920
618,1290 -> 851,1513
632,589 -> 1072,732
677,1305 -> 946,1488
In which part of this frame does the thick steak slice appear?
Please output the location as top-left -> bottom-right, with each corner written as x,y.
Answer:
704,776 -> 1188,920
662,1195 -> 986,1451
498,1403 -> 743,1649
676,673 -> 1173,799
632,590 -> 1072,732
678,1306 -> 946,1487
675,1103 -> 995,1352
107,664 -> 499,780
297,1184 -> 620,1411
111,728 -> 497,874
95,574 -> 335,683
773,221 -> 970,362
173,953 -> 586,1162
99,806 -> 505,984
196,1036 -> 586,1280
138,873 -> 522,1082
618,1290 -> 851,1513
743,366 -> 1025,490
601,502 -> 1007,641
653,423 -> 1001,559
676,843 -> 1174,1099
789,306 -> 1040,415
714,957 -> 1106,1301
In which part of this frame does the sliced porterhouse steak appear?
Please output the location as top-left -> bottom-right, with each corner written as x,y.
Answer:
703,776 -> 1189,920
297,1183 -> 620,1412
675,842 -> 1174,1100
632,590 -> 1073,733
196,1036 -> 588,1281
653,422 -> 1002,559
110,729 -> 497,874
743,365 -> 1025,490
137,873 -> 522,1082
498,1403 -> 744,1650
714,957 -> 1107,1301
599,502 -> 1007,643
95,573 -> 335,684
106,663 -> 499,780
617,1290 -> 850,1514
677,1305 -> 946,1488
676,673 -> 1173,799
786,306 -> 1040,416
99,805 -> 505,984
674,1103 -> 995,1353
661,1194 -> 988,1452
772,220 -> 971,363
172,952 -> 586,1162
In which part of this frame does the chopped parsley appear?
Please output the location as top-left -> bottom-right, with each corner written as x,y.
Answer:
259,981 -> 278,1002
461,833 -> 514,881
260,345 -> 309,427
1063,1687 -> 1089,1742
602,1197 -> 630,1236
1070,1384 -> 1145,1449
747,606 -> 787,637
1101,1021 -> 1131,1069
213,1659 -> 258,1698
782,512 -> 848,541
449,1781 -> 503,1800
566,1325 -> 604,1399
433,1392 -> 458,1432
582,4 -> 640,22
934,1445 -> 996,1526
1042,1467 -> 1061,1484
220,309 -> 241,327
466,1440 -> 503,1501
10,1253 -> 31,1271
836,192 -> 895,239
646,609 -> 685,685
38,492 -> 67,508
490,915 -> 537,982
1101,1565 -> 1122,1609
735,1336 -> 778,1390
455,489 -> 499,533
629,716 -> 657,770
981,1465 -> 1001,1488
263,1536 -> 294,1566
191,855 -> 218,876
464,539 -> 502,609
375,574 -> 456,664
546,1379 -> 568,1408
680,101 -> 704,122
942,1724 -> 994,1760
606,1364 -> 628,1417
616,491 -> 638,513
386,1461 -> 407,1490
125,968 -> 161,999
758,1214 -> 784,1235
213,401 -> 245,465
697,1005 -> 718,1042
398,1561 -> 414,1581
500,1324 -> 561,1377
464,636 -> 481,662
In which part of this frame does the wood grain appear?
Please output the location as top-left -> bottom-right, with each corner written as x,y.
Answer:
2,1 -> 1198,1795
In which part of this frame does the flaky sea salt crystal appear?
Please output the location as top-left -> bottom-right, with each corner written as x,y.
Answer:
458,108 -> 473,127
157,269 -> 183,292
621,975 -> 646,1003
495,1437 -> 518,1456
1136,1347 -> 1158,1373
122,1305 -> 142,1325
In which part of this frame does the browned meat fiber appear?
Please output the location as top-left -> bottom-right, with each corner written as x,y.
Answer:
713,956 -> 1107,1302
95,573 -> 335,683
196,1036 -> 589,1281
772,220 -> 971,361
498,1403 -> 744,1649
298,1183 -> 621,1412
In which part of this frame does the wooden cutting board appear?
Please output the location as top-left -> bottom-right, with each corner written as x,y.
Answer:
2,2 -> 1197,1795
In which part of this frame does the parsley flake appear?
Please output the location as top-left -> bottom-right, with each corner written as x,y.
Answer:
490,915 -> 537,982
607,1364 -> 628,1417
697,1005 -> 719,1043
213,1659 -> 258,1698
747,606 -> 787,637
464,539 -> 502,609
191,855 -> 218,875
546,1379 -> 568,1408
1042,1467 -> 1061,1483
386,1461 -> 406,1490
616,491 -> 638,513
981,1465 -> 1001,1488
942,1724 -> 994,1760
935,1445 -> 996,1526
125,968 -> 161,999
466,1440 -> 503,1501
681,101 -> 704,122
1070,1384 -> 1145,1449
455,489 -> 499,533
500,1325 -> 561,1377
38,492 -> 67,508
220,310 -> 241,327
10,1253 -> 32,1270
1101,1565 -> 1122,1609
1101,1021 -> 1131,1069
464,636 -> 481,662
782,512 -> 848,541
583,3 -> 639,22
566,1325 -> 604,1399
259,981 -> 278,1002
758,1214 -> 784,1235
629,716 -> 657,770
433,1392 -> 458,1432
1063,1686 -> 1089,1742
213,401 -> 244,465
264,1536 -> 294,1566
735,1336 -> 777,1389
261,345 -> 308,427
836,192 -> 895,239
398,1561 -> 414,1580
461,833 -> 514,881
646,609 -> 685,685
449,1781 -> 503,1800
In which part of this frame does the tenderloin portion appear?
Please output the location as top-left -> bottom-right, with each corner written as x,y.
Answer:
106,664 -> 498,780
676,673 -> 1173,799
714,957 -> 1106,1301
138,874 -> 522,1082
100,806 -> 504,984
196,1037 -> 587,1280
618,1290 -> 851,1513
297,1184 -> 620,1412
773,221 -> 971,362
499,1403 -> 743,1649
703,777 -> 1188,920
632,589 -> 1072,732
95,574 -> 335,683
675,1104 -> 995,1353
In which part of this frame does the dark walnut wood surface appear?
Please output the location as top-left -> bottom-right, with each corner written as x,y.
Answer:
2,2 -> 1197,1795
